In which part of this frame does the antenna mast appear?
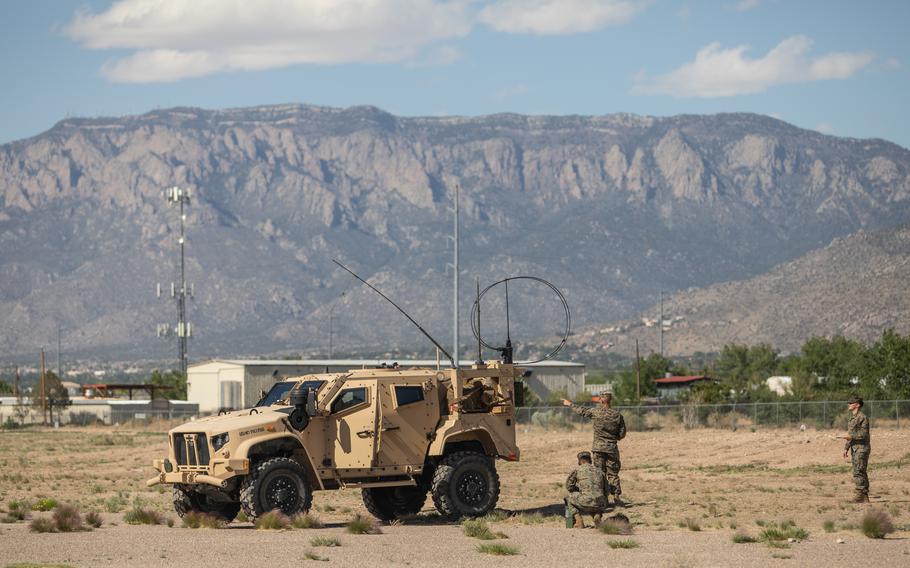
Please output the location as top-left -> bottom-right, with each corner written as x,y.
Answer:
451,184 -> 460,368
157,186 -> 193,377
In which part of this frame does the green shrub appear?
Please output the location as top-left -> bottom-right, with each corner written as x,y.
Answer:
84,511 -> 103,528
462,519 -> 498,540
822,520 -> 835,533
759,521 -> 808,542
732,532 -> 757,543
679,518 -> 700,531
33,498 -> 58,512
104,494 -> 128,513
310,537 -> 341,547
235,510 -> 249,523
482,509 -> 508,522
477,543 -> 520,556
607,539 -> 640,549
53,504 -> 84,532
123,507 -> 164,525
182,511 -> 226,529
255,510 -> 291,530
346,514 -> 381,534
292,513 -> 324,529
861,509 -> 895,539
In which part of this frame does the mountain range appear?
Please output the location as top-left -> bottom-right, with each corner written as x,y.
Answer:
1,104 -> 908,363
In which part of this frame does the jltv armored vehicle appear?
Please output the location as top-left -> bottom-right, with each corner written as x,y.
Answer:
147,360 -> 521,521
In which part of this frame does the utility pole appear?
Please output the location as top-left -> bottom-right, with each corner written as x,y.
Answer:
56,325 -> 61,379
448,184 -> 460,368
157,186 -> 193,377
659,291 -> 664,357
635,338 -> 641,402
39,347 -> 47,425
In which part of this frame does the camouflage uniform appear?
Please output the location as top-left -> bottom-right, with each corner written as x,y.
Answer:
845,410 -> 870,501
572,405 -> 626,499
565,463 -> 608,519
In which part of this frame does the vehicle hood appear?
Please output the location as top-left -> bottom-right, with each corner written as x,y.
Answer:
169,406 -> 290,434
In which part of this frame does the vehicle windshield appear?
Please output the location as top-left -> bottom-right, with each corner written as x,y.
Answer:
256,380 -> 325,407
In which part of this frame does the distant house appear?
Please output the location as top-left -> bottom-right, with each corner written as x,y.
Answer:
654,375 -> 715,400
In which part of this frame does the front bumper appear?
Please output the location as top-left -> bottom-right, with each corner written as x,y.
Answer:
146,458 -> 250,487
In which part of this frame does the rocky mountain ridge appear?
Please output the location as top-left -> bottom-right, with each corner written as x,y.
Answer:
1,104 -> 909,362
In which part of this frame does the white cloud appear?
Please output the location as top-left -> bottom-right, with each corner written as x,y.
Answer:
66,0 -> 472,83
492,84 -> 529,100
734,0 -> 761,11
477,0 -> 646,35
633,35 -> 874,98
815,122 -> 835,135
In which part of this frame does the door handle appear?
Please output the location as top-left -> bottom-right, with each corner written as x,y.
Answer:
356,430 -> 374,438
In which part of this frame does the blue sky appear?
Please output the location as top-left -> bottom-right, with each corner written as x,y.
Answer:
2,0 -> 908,148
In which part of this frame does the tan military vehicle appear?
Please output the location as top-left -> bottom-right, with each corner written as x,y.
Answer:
147,360 -> 522,522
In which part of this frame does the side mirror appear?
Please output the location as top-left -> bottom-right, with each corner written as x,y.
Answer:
306,388 -> 317,416
514,381 -> 525,407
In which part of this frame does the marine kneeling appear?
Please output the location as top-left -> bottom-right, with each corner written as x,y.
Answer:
565,451 -> 608,528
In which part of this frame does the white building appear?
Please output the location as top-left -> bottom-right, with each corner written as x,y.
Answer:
188,359 -> 587,413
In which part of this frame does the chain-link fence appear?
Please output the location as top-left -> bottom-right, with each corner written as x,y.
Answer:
516,400 -> 910,431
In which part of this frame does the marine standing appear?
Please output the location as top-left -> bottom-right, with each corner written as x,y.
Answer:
837,396 -> 870,503
562,392 -> 627,505
564,451 -> 608,528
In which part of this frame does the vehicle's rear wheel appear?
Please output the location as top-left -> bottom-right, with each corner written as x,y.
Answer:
362,485 -> 428,521
239,457 -> 313,521
172,487 -> 241,521
431,451 -> 500,519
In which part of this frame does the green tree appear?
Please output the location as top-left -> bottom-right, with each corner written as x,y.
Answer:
866,329 -> 910,399
714,343 -> 780,401
149,369 -> 187,400
0,378 -> 12,395
793,336 -> 870,399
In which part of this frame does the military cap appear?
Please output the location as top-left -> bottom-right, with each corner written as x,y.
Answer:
577,451 -> 592,461
848,396 -> 864,407
599,391 -> 613,400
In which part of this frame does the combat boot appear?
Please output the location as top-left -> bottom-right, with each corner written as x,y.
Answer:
592,513 -> 603,526
851,493 -> 869,503
573,514 -> 585,529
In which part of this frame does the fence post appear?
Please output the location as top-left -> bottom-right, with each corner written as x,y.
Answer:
776,403 -> 780,427
799,402 -> 802,423
897,401 -> 900,429
753,403 -> 757,427
823,401 -> 826,428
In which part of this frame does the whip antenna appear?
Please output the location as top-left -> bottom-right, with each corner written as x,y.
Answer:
332,259 -> 456,369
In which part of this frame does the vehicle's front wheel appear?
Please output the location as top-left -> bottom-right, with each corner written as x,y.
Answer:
362,485 -> 428,521
172,487 -> 241,521
431,451 -> 500,519
239,457 -> 313,521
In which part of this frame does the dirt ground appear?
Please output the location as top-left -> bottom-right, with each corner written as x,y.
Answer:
1,423 -> 909,567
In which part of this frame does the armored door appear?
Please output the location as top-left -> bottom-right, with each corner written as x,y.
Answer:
328,383 -> 378,471
375,379 -> 438,468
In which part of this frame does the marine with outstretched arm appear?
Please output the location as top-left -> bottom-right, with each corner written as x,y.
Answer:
562,392 -> 627,506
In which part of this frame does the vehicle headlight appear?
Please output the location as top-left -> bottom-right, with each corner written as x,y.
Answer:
211,432 -> 230,452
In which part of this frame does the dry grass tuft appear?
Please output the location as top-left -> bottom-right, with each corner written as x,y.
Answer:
462,518 -> 507,540
861,509 -> 895,539
29,517 -> 58,533
607,539 -> 640,549
255,510 -> 291,530
182,511 -> 227,529
292,513 -> 324,529
477,543 -> 520,556
123,507 -> 164,526
310,537 -> 341,547
52,504 -> 85,532
599,517 -> 633,535
84,511 -> 103,528
346,514 -> 382,534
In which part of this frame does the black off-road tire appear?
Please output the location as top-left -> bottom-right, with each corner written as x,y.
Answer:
362,485 -> 429,521
172,487 -> 241,521
431,451 -> 500,519
239,457 -> 313,521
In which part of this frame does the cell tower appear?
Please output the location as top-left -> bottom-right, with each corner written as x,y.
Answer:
156,186 -> 193,376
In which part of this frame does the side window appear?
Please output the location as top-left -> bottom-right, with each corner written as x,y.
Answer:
331,387 -> 368,414
395,385 -> 425,407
